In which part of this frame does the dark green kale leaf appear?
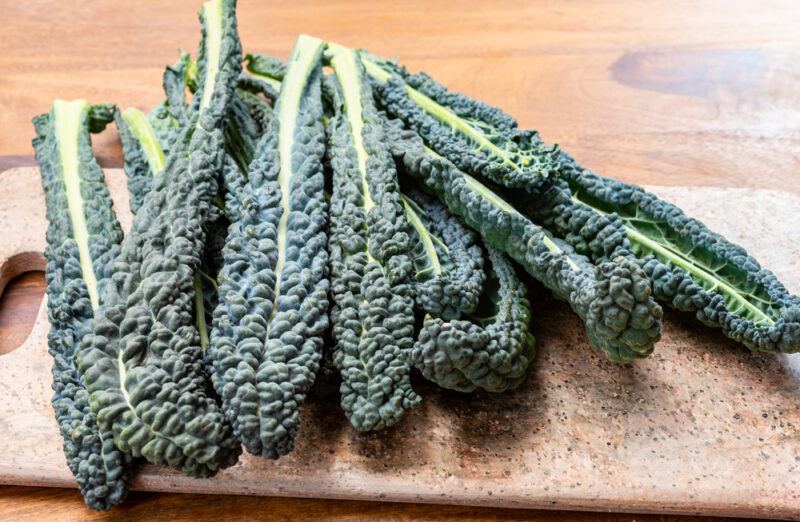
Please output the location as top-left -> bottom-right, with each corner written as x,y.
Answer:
206,35 -> 329,457
146,52 -> 197,159
401,186 -> 485,320
360,52 -> 559,190
115,107 -> 167,213
513,153 -> 800,353
75,0 -> 243,477
33,100 -> 132,511
326,43 -> 420,431
224,88 -> 273,173
244,52 -> 286,94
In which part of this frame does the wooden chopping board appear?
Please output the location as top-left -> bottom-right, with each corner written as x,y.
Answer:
1,167 -> 799,520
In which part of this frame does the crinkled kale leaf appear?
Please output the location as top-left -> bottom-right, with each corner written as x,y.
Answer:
514,154 -> 800,353
244,52 -> 286,94
75,0 -> 243,477
115,107 -> 167,214
411,244 -> 535,393
401,186 -> 485,320
326,43 -> 420,431
33,100 -> 132,510
207,34 -> 329,457
361,52 -> 559,190
398,186 -> 535,392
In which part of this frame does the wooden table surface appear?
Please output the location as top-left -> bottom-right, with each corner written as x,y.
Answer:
1,0 -> 798,519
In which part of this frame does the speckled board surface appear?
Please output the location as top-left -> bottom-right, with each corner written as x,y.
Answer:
1,167 -> 799,520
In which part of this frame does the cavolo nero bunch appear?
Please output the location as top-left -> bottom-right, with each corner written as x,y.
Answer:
34,5 -> 800,511
247,48 -> 664,363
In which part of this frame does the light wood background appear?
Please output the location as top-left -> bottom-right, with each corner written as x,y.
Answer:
1,0 -> 798,519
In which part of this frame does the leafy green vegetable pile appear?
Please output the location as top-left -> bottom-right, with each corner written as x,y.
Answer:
32,0 -> 800,510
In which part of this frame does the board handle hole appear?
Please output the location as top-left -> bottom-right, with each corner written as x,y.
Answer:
0,252 -> 46,356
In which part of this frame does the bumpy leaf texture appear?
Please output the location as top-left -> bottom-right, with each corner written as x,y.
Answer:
411,245 -> 535,393
115,96 -> 260,351
514,153 -> 800,353
76,0 -> 243,476
245,48 -> 554,190
141,49 -> 272,173
360,52 -> 559,190
116,53 -> 196,217
116,49 -> 273,352
386,120 -> 663,364
363,53 -> 799,354
225,88 -> 274,173
326,43 -> 420,431
398,183 -> 534,392
401,186 -> 485,320
206,34 -> 329,458
33,100 -> 132,510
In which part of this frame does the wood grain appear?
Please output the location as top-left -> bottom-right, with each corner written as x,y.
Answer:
0,486 -> 758,522
1,1 -> 799,193
1,0 -> 799,519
